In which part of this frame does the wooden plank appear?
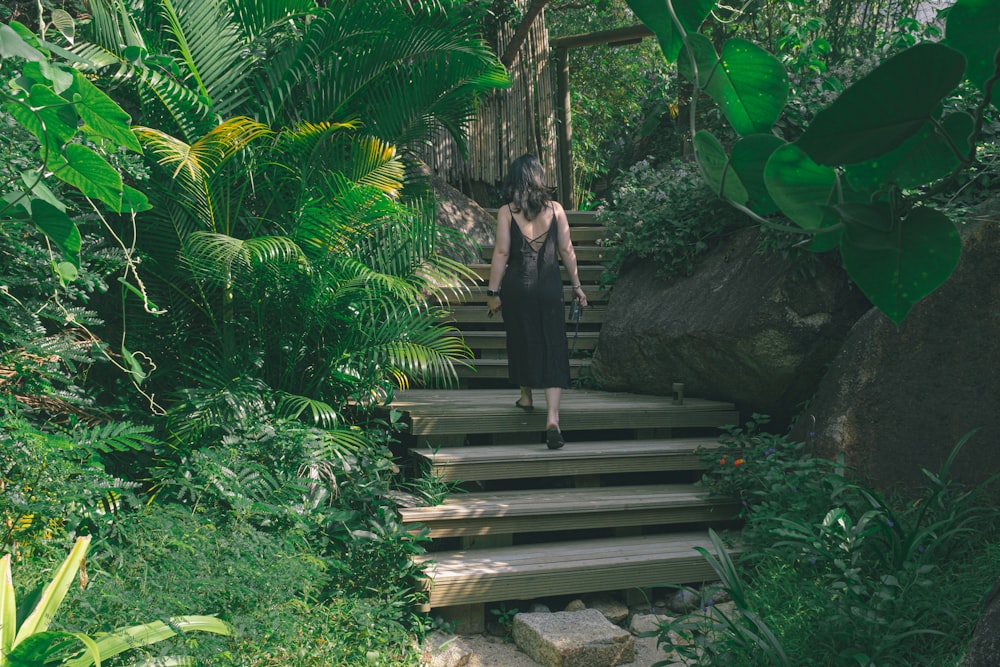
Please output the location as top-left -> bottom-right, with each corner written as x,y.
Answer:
446,304 -> 607,325
479,245 -> 608,263
465,264 -> 606,283
439,287 -> 610,305
451,330 -> 601,351
415,533 -> 738,607
456,358 -> 590,380
413,438 -> 721,481
401,484 -> 739,537
406,404 -> 738,436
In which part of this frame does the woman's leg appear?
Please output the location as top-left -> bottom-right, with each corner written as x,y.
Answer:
518,386 -> 534,407
544,387 -> 561,431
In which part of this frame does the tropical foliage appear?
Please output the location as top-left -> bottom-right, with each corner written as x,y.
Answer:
1,1 -> 509,663
625,0 -> 1000,324
1,536 -> 232,667
655,422 -> 1000,667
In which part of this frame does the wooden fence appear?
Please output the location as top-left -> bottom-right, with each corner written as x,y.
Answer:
414,0 -> 558,193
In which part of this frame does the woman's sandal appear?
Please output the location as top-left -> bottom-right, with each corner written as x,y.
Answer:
515,400 -> 535,411
546,427 -> 564,450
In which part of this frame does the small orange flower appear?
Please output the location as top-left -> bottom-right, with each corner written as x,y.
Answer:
733,459 -> 745,467
719,457 -> 727,465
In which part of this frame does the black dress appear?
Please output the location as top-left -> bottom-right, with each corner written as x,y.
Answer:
501,204 -> 570,389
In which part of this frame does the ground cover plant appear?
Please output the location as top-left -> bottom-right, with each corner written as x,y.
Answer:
652,418 -> 1000,666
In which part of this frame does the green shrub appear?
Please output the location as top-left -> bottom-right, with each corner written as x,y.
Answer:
597,158 -> 742,281
0,404 -> 151,557
657,424 -> 1000,666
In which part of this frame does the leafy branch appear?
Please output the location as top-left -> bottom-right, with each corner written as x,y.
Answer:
627,0 -> 1000,324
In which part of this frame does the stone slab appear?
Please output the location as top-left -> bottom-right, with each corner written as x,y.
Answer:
512,609 -> 635,667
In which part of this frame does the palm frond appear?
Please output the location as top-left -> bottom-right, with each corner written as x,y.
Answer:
136,118 -> 270,185
183,231 -> 306,285
228,0 -> 315,41
256,0 -> 508,145
274,392 -> 341,429
85,0 -> 147,54
135,118 -> 270,232
354,307 -> 472,390
155,0 -> 254,118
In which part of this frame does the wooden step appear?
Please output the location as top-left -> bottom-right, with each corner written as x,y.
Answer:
447,304 -> 607,325
413,437 -> 722,482
465,264 -> 606,283
392,389 -> 739,437
456,359 -> 591,380
438,286 -> 610,305
401,484 -> 738,538
415,532 -> 738,607
479,245 -> 608,263
450,330 -> 601,351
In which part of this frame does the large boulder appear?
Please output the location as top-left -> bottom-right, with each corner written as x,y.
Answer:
789,212 -> 1000,492
412,162 -> 496,263
591,227 -> 871,428
962,579 -> 1000,667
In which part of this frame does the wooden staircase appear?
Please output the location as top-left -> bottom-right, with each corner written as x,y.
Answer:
384,210 -> 742,633
391,390 -> 741,632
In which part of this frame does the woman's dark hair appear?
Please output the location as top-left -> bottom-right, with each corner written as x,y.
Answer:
502,154 -> 552,220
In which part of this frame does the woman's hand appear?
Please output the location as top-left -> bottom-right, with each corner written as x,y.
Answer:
487,295 -> 502,317
572,286 -> 588,307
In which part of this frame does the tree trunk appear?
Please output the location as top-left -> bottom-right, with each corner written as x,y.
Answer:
500,0 -> 550,68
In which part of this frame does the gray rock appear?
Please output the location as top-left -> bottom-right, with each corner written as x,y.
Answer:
529,602 -> 553,613
513,609 -> 635,667
564,598 -> 587,612
789,211 -> 1000,492
412,161 -> 496,263
666,589 -> 700,614
628,613 -> 670,636
592,227 -> 869,428
420,632 -> 471,667
585,595 -> 629,624
962,577 -> 1000,667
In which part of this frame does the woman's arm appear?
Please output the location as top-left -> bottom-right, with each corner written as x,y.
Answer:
553,202 -> 588,307
486,206 -> 511,316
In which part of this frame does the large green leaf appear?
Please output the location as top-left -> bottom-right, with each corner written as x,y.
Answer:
1,555 -> 14,659
840,205 -> 961,325
70,70 -> 143,152
844,112 -> 975,191
730,134 -> 785,215
676,32 -> 718,88
15,536 -> 91,643
705,38 -> 788,135
763,142 -> 837,229
4,84 -> 78,157
118,184 -> 153,214
5,630 -> 90,664
0,22 -> 45,61
796,43 -> 967,166
31,199 -> 82,267
50,143 -> 124,208
63,616 -> 233,667
945,0 -> 1000,99
693,130 -> 749,204
625,0 -> 716,63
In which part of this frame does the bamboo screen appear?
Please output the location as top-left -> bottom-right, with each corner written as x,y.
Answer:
414,1 -> 558,191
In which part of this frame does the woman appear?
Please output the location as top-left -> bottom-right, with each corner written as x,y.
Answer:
486,154 -> 588,449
